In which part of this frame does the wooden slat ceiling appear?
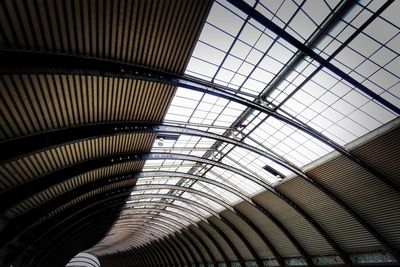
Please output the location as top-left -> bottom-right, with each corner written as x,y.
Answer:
0,0 -> 212,264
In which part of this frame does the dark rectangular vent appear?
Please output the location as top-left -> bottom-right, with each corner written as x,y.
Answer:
156,134 -> 180,141
263,165 -> 285,179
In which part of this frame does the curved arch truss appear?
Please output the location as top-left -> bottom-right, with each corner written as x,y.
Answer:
0,0 -> 400,267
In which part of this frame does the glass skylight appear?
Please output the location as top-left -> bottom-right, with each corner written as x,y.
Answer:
118,0 -> 400,244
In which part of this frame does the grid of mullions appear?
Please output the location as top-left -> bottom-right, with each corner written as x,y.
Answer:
128,0 -> 399,233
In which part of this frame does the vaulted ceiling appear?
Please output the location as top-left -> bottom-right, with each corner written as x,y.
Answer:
0,0 -> 399,267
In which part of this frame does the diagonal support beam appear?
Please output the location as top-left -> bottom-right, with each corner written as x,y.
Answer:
226,0 -> 399,115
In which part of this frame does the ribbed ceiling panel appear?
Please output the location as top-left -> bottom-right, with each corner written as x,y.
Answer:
253,191 -> 333,256
7,161 -> 145,218
0,75 -> 174,140
221,209 -> 273,258
38,182 -> 135,223
197,221 -> 237,261
0,133 -> 155,190
277,177 -> 381,253
352,126 -> 400,186
0,0 -> 208,73
235,201 -> 298,257
308,156 -> 400,247
189,226 -> 223,261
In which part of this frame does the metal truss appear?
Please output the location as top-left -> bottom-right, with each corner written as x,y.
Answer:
225,0 -> 399,115
1,122 -> 395,262
0,49 -> 396,197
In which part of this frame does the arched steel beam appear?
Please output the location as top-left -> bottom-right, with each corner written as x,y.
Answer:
160,237 -> 184,267
117,216 -> 199,266
129,175 -> 286,262
34,191 -> 245,267
103,208 -> 205,251
132,228 -> 207,266
15,193 -> 214,262
153,246 -> 166,267
130,185 -> 271,267
0,123 -> 290,209
139,249 -> 152,267
153,240 -> 174,267
167,236 -> 193,267
144,244 -> 163,267
206,218 -> 245,267
147,244 -> 164,267
137,224 -> 211,266
119,218 -> 244,266
25,207 -> 127,259
130,174 -> 288,266
117,214 -> 186,232
0,147 -> 310,266
108,220 -> 177,240
140,244 -> 158,267
122,200 -> 208,222
7,170 -> 221,252
98,227 -> 172,251
0,175 -> 137,249
131,198 -> 231,267
131,182 -> 293,266
146,241 -> 171,267
17,216 -> 123,266
180,230 -> 208,267
107,230 -> 167,252
5,161 -> 284,267
36,213 -> 119,267
118,214 -> 194,237
97,225 -> 212,264
123,203 -> 221,267
120,207 -> 196,225
112,216 -> 185,234
93,227 -> 169,251
188,228 -> 220,267
0,50 -> 396,196
1,150 -> 268,216
0,125 -> 391,263
38,213 -> 172,267
125,250 -> 140,267
17,192 -> 131,264
128,249 -> 146,267
136,247 -> 151,267
21,195 -> 240,267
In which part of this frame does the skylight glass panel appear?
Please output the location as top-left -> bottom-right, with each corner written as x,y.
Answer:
208,168 -> 264,196
166,206 -> 200,223
177,200 -> 211,218
182,191 -> 225,213
192,181 -> 242,206
126,0 -> 400,239
282,65 -> 397,145
244,116 -> 333,166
